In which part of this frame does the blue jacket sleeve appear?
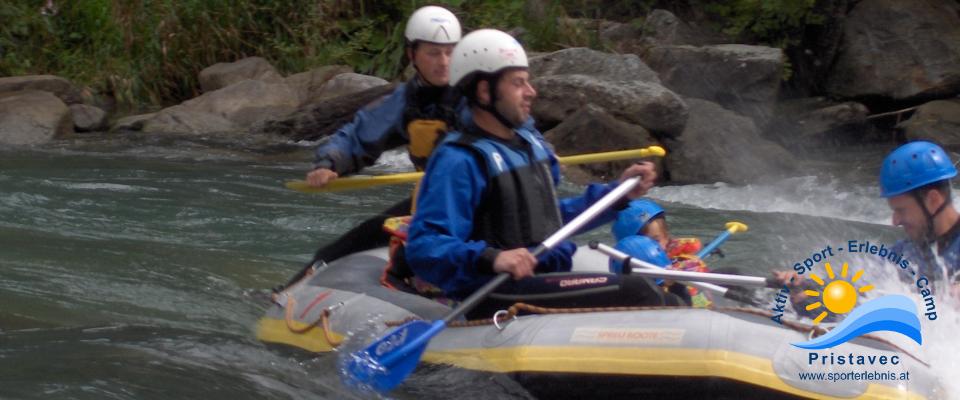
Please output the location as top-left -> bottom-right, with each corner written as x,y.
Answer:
405,146 -> 495,299
311,86 -> 408,174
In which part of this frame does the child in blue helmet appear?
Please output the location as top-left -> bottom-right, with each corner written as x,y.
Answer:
612,199 -> 669,248
610,199 -> 712,306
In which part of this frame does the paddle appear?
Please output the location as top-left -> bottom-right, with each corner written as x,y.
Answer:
696,221 -> 748,259
344,176 -> 646,392
590,241 -> 777,306
289,146 -> 666,193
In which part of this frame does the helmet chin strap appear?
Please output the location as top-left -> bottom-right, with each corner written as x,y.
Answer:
478,74 -> 521,130
911,190 -> 951,245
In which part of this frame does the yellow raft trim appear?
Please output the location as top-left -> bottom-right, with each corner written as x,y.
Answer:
256,318 -> 923,400
421,347 -> 925,400
256,317 -> 342,353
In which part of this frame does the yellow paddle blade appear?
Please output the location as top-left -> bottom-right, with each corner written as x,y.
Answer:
288,145 -> 667,193
724,221 -> 749,234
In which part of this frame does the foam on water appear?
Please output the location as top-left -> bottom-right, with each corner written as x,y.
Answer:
649,176 -> 892,225
57,182 -> 158,193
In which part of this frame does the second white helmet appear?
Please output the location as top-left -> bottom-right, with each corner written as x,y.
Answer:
450,29 -> 529,88
404,6 -> 461,45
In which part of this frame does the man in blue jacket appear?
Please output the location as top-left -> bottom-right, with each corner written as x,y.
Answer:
292,6 -> 461,278
404,29 -> 671,313
881,141 -> 960,297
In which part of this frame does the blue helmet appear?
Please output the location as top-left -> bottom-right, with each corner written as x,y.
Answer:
880,141 -> 957,197
609,235 -> 671,275
612,199 -> 665,241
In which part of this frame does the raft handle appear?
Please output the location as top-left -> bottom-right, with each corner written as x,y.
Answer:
493,310 -> 517,331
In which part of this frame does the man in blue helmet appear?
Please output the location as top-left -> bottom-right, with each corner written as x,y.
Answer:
881,141 -> 960,293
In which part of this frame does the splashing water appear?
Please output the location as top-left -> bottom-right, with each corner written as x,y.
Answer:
813,253 -> 960,398
649,176 -> 892,225
334,314 -> 394,399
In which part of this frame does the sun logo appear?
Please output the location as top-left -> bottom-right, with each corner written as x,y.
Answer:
803,262 -> 874,325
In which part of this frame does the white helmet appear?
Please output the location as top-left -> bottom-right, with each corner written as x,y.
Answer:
450,29 -> 529,88
404,6 -> 461,45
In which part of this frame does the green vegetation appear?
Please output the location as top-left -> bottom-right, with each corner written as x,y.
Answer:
698,0 -> 823,48
0,0 -> 821,111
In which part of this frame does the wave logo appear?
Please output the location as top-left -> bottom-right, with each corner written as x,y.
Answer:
792,262 -> 922,349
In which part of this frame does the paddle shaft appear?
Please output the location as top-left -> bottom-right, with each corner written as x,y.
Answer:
696,231 -> 732,259
291,146 -> 665,193
695,222 -> 748,259
442,176 -> 643,324
590,242 -> 779,294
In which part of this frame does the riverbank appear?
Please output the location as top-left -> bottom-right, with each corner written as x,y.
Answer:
2,2 -> 960,186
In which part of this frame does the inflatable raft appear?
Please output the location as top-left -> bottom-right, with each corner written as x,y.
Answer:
257,247 -> 944,399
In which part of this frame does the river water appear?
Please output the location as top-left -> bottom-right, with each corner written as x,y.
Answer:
1,133 -> 957,399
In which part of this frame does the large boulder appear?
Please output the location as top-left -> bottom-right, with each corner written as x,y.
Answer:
899,99 -> 960,150
825,0 -> 960,100
0,90 -> 73,145
198,57 -> 283,93
544,104 -> 661,183
664,98 -> 798,184
529,47 -> 660,83
643,44 -> 784,128
69,104 -> 108,132
180,79 -> 300,128
284,65 -> 353,105
532,74 -> 687,137
256,83 -> 400,141
0,75 -> 84,104
769,98 -> 871,149
311,73 -> 389,101
141,106 -> 237,134
110,113 -> 156,133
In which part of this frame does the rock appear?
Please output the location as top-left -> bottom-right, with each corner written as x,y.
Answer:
0,90 -> 73,145
69,104 -> 107,132
110,113 -> 157,132
532,74 -> 687,137
601,9 -> 730,54
256,83 -> 400,141
641,9 -> 728,46
284,65 -> 353,105
141,106 -> 237,134
198,57 -> 283,93
599,19 -> 642,43
544,104 -> 661,183
529,47 -> 660,83
0,75 -> 84,104
664,98 -> 798,184
643,44 -> 784,128
311,73 -> 389,102
825,0 -> 960,100
900,99 -> 960,150
769,98 -> 870,148
181,79 -> 300,128
783,0 -> 853,97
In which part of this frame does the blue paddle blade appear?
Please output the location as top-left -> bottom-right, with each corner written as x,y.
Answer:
342,319 -> 446,393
